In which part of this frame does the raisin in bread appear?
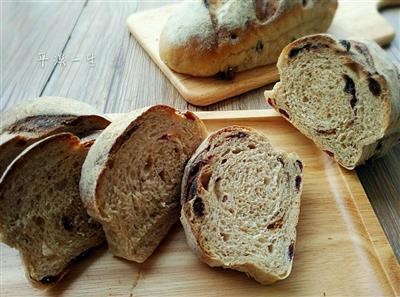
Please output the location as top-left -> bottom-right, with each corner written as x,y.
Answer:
80,105 -> 207,262
180,126 -> 303,284
265,34 -> 400,169
0,133 -> 105,288
159,0 -> 337,77
0,96 -> 110,178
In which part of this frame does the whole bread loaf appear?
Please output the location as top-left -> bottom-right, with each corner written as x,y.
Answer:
265,34 -> 400,169
80,105 -> 207,263
0,133 -> 105,288
159,0 -> 337,77
181,126 -> 303,284
0,97 -> 110,178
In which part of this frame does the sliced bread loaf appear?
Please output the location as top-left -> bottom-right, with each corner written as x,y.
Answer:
80,105 -> 208,262
0,133 -> 105,287
265,34 -> 400,169
0,97 -> 110,177
180,126 -> 303,284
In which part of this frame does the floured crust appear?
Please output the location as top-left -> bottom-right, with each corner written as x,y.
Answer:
0,97 -> 110,177
80,105 -> 208,262
180,126 -> 303,284
159,0 -> 337,77
265,34 -> 400,169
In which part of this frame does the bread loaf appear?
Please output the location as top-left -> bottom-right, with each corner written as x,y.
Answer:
0,133 -> 105,287
265,34 -> 400,169
80,105 -> 207,262
0,97 -> 110,178
181,126 -> 303,284
159,0 -> 337,77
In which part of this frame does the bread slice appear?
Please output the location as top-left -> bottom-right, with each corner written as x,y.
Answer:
265,34 -> 400,169
80,105 -> 208,262
159,0 -> 337,77
180,126 -> 303,284
0,96 -> 110,177
0,133 -> 105,288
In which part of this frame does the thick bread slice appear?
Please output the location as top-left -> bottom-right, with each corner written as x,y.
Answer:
0,133 -> 105,288
159,0 -> 337,77
180,126 -> 303,284
265,34 -> 400,169
80,105 -> 208,262
0,96 -> 110,177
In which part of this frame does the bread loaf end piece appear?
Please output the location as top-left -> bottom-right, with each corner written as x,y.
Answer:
265,34 -> 400,169
0,96 -> 110,178
0,133 -> 105,288
181,126 -> 303,284
80,105 -> 207,262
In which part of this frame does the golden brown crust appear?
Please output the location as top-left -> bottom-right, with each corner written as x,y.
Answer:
160,0 -> 337,77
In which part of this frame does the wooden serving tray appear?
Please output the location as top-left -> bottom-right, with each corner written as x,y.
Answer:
1,110 -> 399,296
127,0 -> 397,106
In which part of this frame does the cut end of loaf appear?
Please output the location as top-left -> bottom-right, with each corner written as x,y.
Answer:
81,105 -> 207,263
181,126 -> 303,284
0,96 -> 110,179
268,34 -> 391,169
0,133 -> 104,287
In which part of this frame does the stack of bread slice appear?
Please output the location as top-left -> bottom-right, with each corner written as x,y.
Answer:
0,97 -> 110,287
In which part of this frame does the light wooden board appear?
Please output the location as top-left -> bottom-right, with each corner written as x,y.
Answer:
127,0 -> 398,106
1,110 -> 399,296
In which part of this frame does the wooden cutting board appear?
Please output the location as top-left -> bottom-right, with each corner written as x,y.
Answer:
127,0 -> 398,106
1,110 -> 399,296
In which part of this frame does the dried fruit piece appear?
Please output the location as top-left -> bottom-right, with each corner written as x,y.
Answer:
267,97 -> 276,107
40,275 -> 59,284
296,160 -> 303,171
295,176 -> 302,192
61,216 -> 74,231
193,197 -> 205,217
279,108 -> 290,118
256,40 -> 264,53
368,77 -> 381,96
288,242 -> 295,260
339,39 -> 351,51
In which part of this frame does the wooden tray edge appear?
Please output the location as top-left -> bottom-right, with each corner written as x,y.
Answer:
126,11 -> 278,106
340,168 -> 400,294
107,109 -> 399,294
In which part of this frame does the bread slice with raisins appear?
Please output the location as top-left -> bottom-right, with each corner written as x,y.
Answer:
0,96 -> 110,178
80,105 -> 207,263
265,34 -> 400,169
180,126 -> 303,284
0,133 -> 105,288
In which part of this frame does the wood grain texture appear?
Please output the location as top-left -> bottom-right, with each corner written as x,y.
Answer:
0,1 -> 85,111
0,1 -> 399,294
127,0 -> 396,106
40,1 -> 193,113
0,110 -> 398,296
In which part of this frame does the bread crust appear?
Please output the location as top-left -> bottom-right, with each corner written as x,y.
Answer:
0,97 -> 110,177
265,34 -> 400,169
180,126 -> 302,284
0,133 -> 105,289
80,105 -> 207,262
159,0 -> 337,77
